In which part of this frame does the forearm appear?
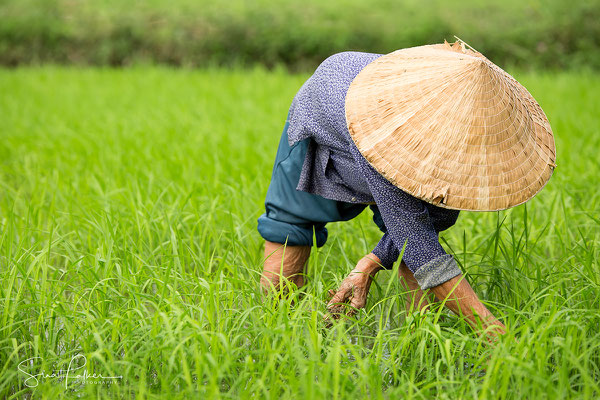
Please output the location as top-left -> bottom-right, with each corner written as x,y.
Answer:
355,253 -> 384,276
429,274 -> 505,333
398,261 -> 431,312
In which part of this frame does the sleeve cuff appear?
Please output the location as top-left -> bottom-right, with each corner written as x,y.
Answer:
372,233 -> 399,269
413,254 -> 462,290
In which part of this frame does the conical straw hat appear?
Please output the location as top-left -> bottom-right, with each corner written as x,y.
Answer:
345,41 -> 556,211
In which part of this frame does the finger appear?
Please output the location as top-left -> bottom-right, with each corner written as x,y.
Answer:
327,289 -> 336,299
349,296 -> 365,311
328,286 -> 350,306
327,296 -> 346,310
325,305 -> 344,321
345,308 -> 357,318
328,304 -> 344,315
323,307 -> 344,328
349,288 -> 367,310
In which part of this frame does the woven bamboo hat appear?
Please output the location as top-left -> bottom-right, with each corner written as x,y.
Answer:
345,40 -> 556,211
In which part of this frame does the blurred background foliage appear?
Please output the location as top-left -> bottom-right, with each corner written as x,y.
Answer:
0,0 -> 599,70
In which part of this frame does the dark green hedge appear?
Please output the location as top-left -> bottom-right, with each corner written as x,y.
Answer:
1,0 -> 599,70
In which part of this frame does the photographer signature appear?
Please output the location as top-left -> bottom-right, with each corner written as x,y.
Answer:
17,354 -> 123,389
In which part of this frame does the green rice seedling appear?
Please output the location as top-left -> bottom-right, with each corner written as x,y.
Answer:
0,66 -> 598,399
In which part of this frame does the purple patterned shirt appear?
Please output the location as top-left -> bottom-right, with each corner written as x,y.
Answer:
286,51 -> 461,289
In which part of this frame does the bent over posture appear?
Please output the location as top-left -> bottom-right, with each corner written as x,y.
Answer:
257,41 -> 556,337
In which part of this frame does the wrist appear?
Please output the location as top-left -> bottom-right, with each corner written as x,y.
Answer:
354,253 -> 384,276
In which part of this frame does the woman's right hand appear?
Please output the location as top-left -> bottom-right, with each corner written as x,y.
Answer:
325,253 -> 383,322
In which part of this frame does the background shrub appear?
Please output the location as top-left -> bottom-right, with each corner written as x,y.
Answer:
0,0 -> 599,70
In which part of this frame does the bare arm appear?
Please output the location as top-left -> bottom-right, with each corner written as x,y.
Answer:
429,274 -> 506,336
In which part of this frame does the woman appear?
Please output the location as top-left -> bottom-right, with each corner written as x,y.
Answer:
257,41 -> 556,336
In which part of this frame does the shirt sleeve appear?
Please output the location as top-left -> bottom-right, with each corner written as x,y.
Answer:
349,144 -> 462,289
426,203 -> 461,233
372,232 -> 400,269
368,205 -> 399,269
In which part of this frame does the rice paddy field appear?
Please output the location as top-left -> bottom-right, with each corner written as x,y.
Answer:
0,66 -> 599,399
